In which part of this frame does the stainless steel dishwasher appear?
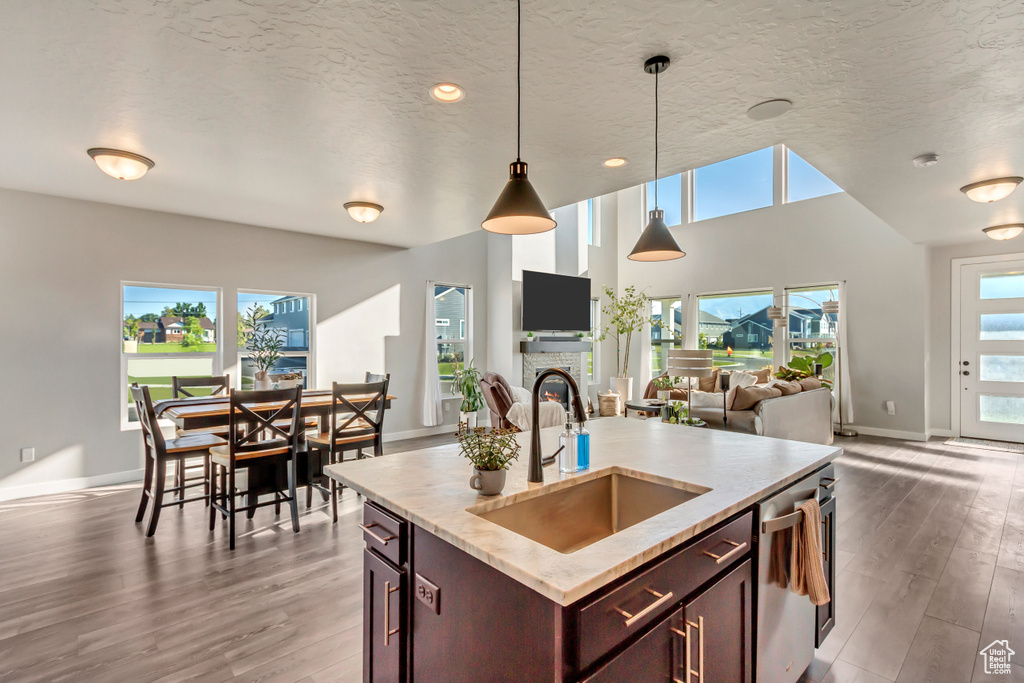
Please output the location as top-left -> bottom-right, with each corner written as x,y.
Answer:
756,463 -> 837,682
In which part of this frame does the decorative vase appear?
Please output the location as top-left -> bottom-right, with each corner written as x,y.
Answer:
460,411 -> 478,430
469,468 -> 507,496
254,371 -> 272,391
610,376 -> 633,404
657,389 -> 671,401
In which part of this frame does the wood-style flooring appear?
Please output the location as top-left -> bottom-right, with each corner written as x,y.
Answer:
0,432 -> 1020,682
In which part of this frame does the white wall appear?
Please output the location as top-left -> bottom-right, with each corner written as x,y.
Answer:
926,240 -> 1024,433
0,188 -> 489,499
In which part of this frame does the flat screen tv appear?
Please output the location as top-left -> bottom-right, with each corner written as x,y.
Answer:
521,270 -> 591,332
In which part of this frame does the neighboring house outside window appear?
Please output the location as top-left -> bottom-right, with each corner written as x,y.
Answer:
238,292 -> 314,390
434,285 -> 470,393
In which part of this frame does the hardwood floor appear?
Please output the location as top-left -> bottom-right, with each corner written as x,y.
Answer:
0,432 -> 1019,682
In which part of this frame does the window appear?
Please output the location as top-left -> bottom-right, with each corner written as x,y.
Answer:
238,292 -> 314,390
696,290 -> 775,373
585,197 -> 602,246
122,284 -> 219,423
588,298 -> 600,382
645,173 -> 683,227
787,150 -> 842,203
980,271 -> 1024,300
786,285 -> 839,385
694,147 -> 773,221
435,285 -> 470,393
650,297 -> 682,375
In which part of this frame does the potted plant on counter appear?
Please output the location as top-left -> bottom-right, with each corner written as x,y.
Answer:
599,285 -> 663,402
458,423 -> 521,496
451,360 -> 485,429
242,304 -> 284,390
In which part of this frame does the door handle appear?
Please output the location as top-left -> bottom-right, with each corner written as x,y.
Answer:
613,588 -> 674,627
702,539 -> 748,565
359,522 -> 396,545
962,371 -> 970,376
383,580 -> 400,646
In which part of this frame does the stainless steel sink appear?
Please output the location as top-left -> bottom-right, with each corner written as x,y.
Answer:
468,468 -> 711,554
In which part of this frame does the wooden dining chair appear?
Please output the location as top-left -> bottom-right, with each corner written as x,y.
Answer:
306,379 -> 389,522
171,374 -> 230,507
208,387 -> 303,550
365,371 -> 390,384
130,384 -> 225,537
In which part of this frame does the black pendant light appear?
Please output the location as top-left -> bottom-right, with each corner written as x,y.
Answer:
482,0 -> 556,235
628,55 -> 685,262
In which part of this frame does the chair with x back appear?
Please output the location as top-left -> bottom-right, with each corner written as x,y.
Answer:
170,374 -> 230,507
306,379 -> 389,522
130,383 -> 225,536
208,386 -> 303,550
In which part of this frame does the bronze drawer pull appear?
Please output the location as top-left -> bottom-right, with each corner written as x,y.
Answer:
821,477 -> 840,489
702,539 -> 748,565
383,580 -> 400,646
671,618 -> 703,682
360,522 -> 396,545
612,588 -> 674,627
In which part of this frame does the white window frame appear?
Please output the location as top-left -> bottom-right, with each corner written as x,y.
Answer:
784,283 -> 839,368
121,281 -> 222,430
237,289 -> 316,391
434,284 -> 473,397
649,296 -> 682,376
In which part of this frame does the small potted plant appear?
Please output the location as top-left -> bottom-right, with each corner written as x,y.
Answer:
242,304 -> 284,390
665,401 -> 688,424
458,423 -> 521,495
652,375 -> 677,401
451,360 -> 485,429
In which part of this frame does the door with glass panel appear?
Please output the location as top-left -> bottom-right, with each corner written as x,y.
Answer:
960,262 -> 1024,441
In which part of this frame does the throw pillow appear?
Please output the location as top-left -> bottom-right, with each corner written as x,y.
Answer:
798,377 -> 823,391
688,390 -> 724,408
773,380 -> 803,396
698,367 -> 721,393
724,371 -> 757,409
752,367 -> 772,384
509,385 -> 532,404
732,385 -> 783,412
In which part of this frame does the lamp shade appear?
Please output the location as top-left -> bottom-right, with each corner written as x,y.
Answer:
628,209 -> 685,261
343,201 -> 383,223
666,349 -> 714,379
87,148 -> 154,180
983,224 -> 1024,240
821,300 -> 840,315
482,161 -> 556,235
960,177 -> 1022,203
767,305 -> 786,320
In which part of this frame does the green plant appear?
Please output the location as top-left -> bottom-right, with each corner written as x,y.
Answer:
123,316 -> 139,342
666,401 -> 688,424
599,285 -> 664,378
242,304 -> 284,380
451,360 -> 485,413
653,375 -> 677,391
181,317 -> 206,351
775,351 -> 833,389
457,423 -> 521,471
526,331 -> 534,338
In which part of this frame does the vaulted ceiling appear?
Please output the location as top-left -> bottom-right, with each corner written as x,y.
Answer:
0,0 -> 1021,247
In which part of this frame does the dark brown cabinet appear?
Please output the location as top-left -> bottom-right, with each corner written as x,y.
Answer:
816,495 -> 836,647
363,548 -> 406,683
584,560 -> 753,683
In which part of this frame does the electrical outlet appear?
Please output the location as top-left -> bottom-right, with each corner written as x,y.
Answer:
885,401 -> 896,416
20,447 -> 35,463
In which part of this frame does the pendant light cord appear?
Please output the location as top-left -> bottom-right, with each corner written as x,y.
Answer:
654,67 -> 659,209
517,0 -> 522,162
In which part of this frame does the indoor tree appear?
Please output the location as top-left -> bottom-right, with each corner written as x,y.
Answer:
599,285 -> 662,378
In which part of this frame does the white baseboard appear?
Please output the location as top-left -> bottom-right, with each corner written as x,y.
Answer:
928,428 -> 954,438
0,468 -> 144,503
383,424 -> 457,443
846,425 -> 929,441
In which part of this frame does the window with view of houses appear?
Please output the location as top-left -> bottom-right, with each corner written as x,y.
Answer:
435,285 -> 470,392
238,291 -> 313,390
786,285 -> 839,385
650,297 -> 682,375
696,290 -> 775,373
122,284 -> 219,423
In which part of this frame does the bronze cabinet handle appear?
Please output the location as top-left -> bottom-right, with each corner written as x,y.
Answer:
671,618 -> 703,681
821,477 -> 840,489
702,539 -> 748,565
383,580 -> 400,646
360,522 -> 396,545
612,588 -> 675,627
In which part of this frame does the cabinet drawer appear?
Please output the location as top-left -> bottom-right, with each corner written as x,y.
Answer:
578,511 -> 753,671
362,501 -> 408,566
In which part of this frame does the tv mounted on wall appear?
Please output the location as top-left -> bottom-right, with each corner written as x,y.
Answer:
521,270 -> 592,332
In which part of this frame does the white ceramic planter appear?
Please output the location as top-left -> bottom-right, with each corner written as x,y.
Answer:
657,389 -> 672,401
460,411 -> 478,430
610,376 -> 633,403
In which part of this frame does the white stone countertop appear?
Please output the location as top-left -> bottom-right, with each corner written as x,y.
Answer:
325,417 -> 841,606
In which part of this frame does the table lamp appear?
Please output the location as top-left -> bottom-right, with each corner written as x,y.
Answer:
667,350 -> 714,426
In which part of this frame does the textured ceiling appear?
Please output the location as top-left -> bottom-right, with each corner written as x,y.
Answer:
0,0 -> 1021,247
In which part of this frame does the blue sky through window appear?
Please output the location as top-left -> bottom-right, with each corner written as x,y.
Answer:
646,173 -> 683,227
587,198 -> 595,245
694,148 -> 773,222
788,150 -> 842,203
123,285 -> 218,321
699,291 -> 774,321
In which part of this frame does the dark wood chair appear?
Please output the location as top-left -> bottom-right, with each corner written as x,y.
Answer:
365,371 -> 390,383
306,380 -> 390,522
171,374 -> 230,507
130,384 -> 225,537
208,387 -> 303,550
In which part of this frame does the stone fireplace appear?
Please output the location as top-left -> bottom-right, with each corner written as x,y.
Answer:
522,351 -> 583,413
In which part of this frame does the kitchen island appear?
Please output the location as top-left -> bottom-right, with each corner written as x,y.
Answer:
325,416 -> 841,682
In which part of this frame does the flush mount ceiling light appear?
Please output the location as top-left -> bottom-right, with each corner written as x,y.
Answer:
87,148 -> 154,180
628,55 -> 685,262
912,153 -> 939,168
343,201 -> 383,223
983,224 -> 1024,241
960,176 -> 1023,203
430,83 -> 464,103
746,99 -> 793,121
481,0 -> 556,235
603,157 -> 628,168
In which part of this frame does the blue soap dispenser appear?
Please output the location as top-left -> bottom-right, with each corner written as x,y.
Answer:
576,420 -> 590,471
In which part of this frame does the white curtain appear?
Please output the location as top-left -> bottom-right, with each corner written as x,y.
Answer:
422,282 -> 443,426
684,293 -> 699,350
836,280 -> 854,424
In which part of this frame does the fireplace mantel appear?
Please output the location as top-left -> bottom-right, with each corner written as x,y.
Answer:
520,340 -> 591,353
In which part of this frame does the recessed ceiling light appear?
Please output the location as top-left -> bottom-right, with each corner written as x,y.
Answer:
746,99 -> 793,121
960,176 -> 1023,203
344,201 -> 383,223
912,153 -> 939,168
87,148 -> 154,180
983,224 -> 1024,240
603,157 -> 628,168
430,83 -> 464,103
